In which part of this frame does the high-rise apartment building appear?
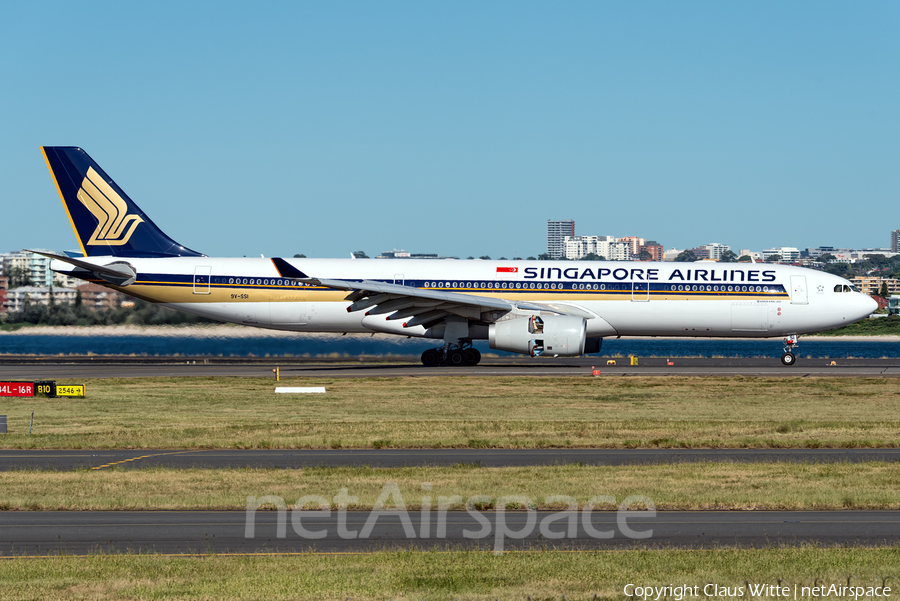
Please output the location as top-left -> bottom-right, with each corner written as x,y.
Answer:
850,276 -> 900,296
0,250 -> 55,287
616,237 -> 646,256
639,241 -> 664,261
690,243 -> 731,260
564,236 -> 631,260
547,220 -> 575,259
0,250 -> 83,288
892,230 -> 900,253
0,276 -> 7,313
761,247 -> 801,262
565,235 -> 609,259
3,286 -> 77,313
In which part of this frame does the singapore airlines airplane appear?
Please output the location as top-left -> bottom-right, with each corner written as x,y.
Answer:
34,147 -> 876,367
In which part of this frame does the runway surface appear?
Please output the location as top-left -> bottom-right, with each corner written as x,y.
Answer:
2,448 -> 900,471
2,510 -> 896,555
3,356 -> 900,378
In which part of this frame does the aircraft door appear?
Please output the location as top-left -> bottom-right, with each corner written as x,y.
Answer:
632,281 -> 649,301
193,266 -> 211,295
300,296 -> 315,324
789,276 -> 808,304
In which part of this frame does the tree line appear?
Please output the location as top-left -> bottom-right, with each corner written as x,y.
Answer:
2,294 -> 216,327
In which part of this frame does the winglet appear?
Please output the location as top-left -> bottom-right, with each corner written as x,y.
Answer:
271,257 -> 308,279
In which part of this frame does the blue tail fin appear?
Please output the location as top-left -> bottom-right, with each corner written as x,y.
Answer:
41,147 -> 203,258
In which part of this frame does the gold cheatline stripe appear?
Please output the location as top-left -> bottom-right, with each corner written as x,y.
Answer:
132,280 -> 325,289
121,283 -> 788,305
131,280 -> 787,297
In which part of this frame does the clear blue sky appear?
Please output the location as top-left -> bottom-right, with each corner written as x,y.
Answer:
1,1 -> 897,258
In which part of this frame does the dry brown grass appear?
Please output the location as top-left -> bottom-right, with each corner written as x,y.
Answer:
1,462 -> 898,510
2,376 -> 899,449
0,548 -> 899,600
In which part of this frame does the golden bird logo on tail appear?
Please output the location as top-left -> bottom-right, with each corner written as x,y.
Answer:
76,167 -> 143,246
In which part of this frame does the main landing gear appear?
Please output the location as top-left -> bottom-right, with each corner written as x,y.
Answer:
781,335 -> 799,366
421,343 -> 482,367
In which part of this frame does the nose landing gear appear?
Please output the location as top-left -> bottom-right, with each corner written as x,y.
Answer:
421,342 -> 481,367
781,335 -> 799,366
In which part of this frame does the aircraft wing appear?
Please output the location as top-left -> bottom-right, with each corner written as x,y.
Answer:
271,257 -> 593,327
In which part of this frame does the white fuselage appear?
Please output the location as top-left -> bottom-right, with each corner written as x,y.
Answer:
52,257 -> 876,341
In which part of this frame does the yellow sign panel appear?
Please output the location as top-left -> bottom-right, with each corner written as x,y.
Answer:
57,385 -> 85,397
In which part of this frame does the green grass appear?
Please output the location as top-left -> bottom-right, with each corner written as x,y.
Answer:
0,548 -> 898,600
2,377 -> 897,598
4,376 -> 900,449
1,463 -> 898,511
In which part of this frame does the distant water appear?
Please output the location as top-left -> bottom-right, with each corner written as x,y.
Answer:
0,332 -> 897,358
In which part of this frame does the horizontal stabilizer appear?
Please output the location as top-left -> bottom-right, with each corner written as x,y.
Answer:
26,249 -> 136,286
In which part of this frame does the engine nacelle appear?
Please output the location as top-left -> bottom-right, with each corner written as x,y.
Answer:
489,315 -> 587,357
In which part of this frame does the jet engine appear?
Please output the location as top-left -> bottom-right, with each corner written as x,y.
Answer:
489,315 -> 587,357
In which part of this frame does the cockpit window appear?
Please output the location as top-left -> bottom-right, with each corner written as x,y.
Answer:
849,285 -> 860,293
834,285 -> 843,292
834,285 -> 855,293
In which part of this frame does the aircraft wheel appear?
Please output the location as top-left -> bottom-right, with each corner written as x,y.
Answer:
448,349 -> 466,366
470,348 -> 482,365
781,352 -> 796,366
463,348 -> 480,366
421,349 -> 440,367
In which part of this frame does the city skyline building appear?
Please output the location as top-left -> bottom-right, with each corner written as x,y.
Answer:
640,241 -> 664,261
761,247 -> 802,262
0,250 -> 84,289
3,286 -> 77,313
547,220 -> 575,259
564,235 -> 631,260
75,283 -> 128,310
616,237 -> 646,256
1,250 -> 54,287
700,243 -> 731,260
738,249 -> 762,261
850,276 -> 900,297
688,243 -> 732,260
374,249 -> 443,259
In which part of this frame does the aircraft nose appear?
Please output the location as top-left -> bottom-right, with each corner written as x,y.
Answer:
861,294 -> 878,318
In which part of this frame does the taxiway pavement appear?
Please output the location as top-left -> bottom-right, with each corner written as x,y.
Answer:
2,448 -> 899,471
2,510 -> 896,555
2,356 -> 900,379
